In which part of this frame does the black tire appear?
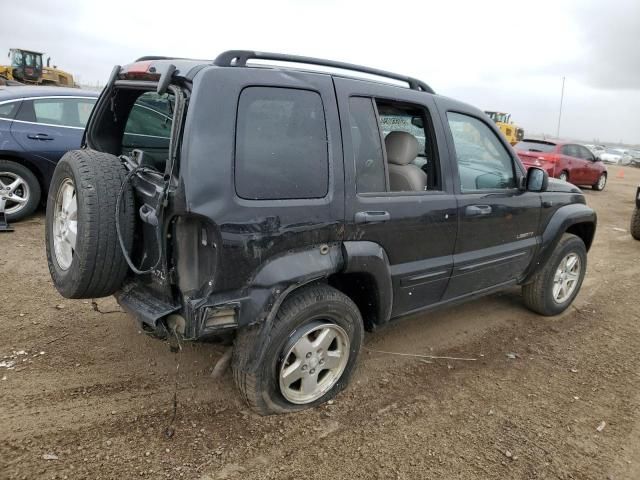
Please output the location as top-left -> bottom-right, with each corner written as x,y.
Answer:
45,150 -> 135,299
558,171 -> 569,182
631,207 -> 640,240
592,172 -> 607,191
522,233 -> 587,316
0,160 -> 41,222
232,284 -> 364,415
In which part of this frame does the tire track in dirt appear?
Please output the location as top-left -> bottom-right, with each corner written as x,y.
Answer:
2,166 -> 640,479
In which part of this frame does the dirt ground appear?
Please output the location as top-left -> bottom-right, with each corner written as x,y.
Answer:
1,165 -> 639,480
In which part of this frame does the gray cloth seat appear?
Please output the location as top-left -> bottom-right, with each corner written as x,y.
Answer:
384,131 -> 427,191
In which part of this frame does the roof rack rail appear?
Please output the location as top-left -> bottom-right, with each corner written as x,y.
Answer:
213,50 -> 435,94
135,56 -> 174,62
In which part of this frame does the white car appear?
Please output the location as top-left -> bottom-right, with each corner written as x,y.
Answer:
584,144 -> 606,159
600,148 -> 632,165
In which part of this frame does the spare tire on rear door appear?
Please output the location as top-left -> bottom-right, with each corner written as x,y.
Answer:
45,149 -> 135,299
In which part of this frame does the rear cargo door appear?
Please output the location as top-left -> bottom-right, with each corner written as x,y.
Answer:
180,67 -> 345,292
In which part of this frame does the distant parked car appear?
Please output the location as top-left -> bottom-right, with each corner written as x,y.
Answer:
600,148 -> 632,165
515,139 -> 608,190
584,144 -> 605,159
626,150 -> 640,168
0,86 -> 99,221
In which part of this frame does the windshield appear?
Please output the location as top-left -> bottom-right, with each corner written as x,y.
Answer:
515,141 -> 556,153
10,50 -> 23,67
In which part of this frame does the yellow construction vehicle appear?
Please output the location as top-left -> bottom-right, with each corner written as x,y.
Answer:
0,48 -> 76,87
484,111 -> 524,146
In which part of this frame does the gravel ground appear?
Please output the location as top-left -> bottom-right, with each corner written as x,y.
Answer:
1,165 -> 639,480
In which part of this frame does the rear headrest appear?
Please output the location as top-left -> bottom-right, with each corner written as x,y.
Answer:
385,131 -> 418,166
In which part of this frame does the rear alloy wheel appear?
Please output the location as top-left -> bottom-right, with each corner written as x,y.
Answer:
0,160 -> 41,222
522,233 -> 587,316
558,171 -> 569,182
232,284 -> 363,415
279,322 -> 351,405
592,173 -> 607,191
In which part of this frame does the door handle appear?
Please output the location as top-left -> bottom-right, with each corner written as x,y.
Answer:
27,133 -> 54,140
465,205 -> 492,217
354,211 -> 391,224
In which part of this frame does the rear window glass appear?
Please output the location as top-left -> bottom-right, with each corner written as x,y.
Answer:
0,101 -> 19,120
32,98 -> 96,128
515,141 -> 556,153
124,93 -> 173,138
235,87 -> 328,200
349,97 -> 386,193
122,92 -> 174,168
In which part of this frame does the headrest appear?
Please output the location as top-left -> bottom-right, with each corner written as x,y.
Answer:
385,131 -> 418,166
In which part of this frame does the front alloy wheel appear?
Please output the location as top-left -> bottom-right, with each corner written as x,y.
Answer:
593,173 -> 607,191
552,253 -> 581,304
522,233 -> 587,316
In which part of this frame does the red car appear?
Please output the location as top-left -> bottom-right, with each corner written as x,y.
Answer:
515,139 -> 608,191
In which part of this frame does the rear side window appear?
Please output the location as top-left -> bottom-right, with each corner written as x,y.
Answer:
561,144 -> 579,158
31,98 -> 96,128
0,101 -> 20,120
349,97 -> 386,193
235,87 -> 328,200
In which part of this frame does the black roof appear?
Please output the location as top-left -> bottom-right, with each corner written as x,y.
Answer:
130,50 -> 435,93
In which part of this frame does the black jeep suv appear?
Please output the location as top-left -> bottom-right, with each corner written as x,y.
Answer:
45,51 -> 596,414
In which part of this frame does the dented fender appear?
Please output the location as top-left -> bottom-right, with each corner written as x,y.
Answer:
240,243 -> 344,327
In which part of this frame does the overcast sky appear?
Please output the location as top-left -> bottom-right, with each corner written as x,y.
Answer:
2,0 -> 639,144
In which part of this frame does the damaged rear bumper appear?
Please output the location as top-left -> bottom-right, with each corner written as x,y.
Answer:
115,280 -> 181,330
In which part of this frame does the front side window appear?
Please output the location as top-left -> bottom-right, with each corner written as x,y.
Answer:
24,53 -> 36,67
235,87 -> 328,200
32,98 -> 96,128
562,145 -> 579,158
447,112 -> 516,192
577,145 -> 594,161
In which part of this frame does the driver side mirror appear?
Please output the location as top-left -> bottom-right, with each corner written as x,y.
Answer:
526,167 -> 548,192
